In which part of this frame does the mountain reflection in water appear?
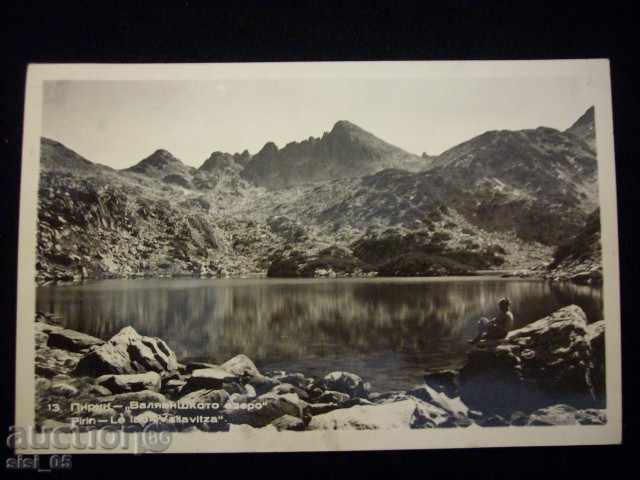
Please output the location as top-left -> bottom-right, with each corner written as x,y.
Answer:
36,277 -> 603,391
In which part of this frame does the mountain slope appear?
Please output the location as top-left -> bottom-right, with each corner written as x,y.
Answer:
192,151 -> 250,192
40,137 -> 111,173
430,126 -> 598,212
36,139 -> 281,284
565,106 -> 596,151
547,208 -> 602,283
122,149 -> 196,181
242,120 -> 429,189
36,105 -> 602,282
252,109 -> 600,247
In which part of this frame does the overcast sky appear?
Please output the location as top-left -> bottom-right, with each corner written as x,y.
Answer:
42,77 -> 595,169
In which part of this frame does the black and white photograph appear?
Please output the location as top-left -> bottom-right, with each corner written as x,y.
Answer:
14,61 -> 621,452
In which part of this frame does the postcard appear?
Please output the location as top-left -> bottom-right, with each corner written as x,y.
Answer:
12,60 -> 621,454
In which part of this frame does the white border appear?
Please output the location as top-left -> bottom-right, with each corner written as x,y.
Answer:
15,60 -> 622,453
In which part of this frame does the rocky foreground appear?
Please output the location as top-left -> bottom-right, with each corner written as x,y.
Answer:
35,305 -> 606,432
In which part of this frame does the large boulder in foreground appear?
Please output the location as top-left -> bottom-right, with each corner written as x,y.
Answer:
220,354 -> 261,378
96,371 -> 162,394
110,326 -> 179,372
47,329 -> 104,353
521,404 -> 606,426
270,414 -> 305,431
321,371 -> 369,398
179,388 -> 230,407
407,384 -> 469,420
224,392 -> 308,428
75,326 -> 179,376
101,390 -> 171,412
459,305 -> 598,414
180,367 -> 239,394
307,398 -> 450,430
74,342 -> 134,376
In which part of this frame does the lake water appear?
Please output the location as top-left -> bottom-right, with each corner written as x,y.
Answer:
36,277 -> 603,392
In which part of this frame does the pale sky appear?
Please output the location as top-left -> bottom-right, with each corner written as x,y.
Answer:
42,77 -> 595,169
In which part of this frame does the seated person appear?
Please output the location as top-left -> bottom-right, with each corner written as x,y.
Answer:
469,297 -> 514,345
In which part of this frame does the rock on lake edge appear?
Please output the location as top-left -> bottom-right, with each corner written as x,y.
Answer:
34,305 -> 606,432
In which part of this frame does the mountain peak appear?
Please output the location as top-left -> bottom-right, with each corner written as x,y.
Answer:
242,121 -> 427,189
152,148 -> 173,156
331,120 -> 361,132
145,149 -> 180,162
568,106 -> 594,130
124,149 -> 194,178
199,151 -> 237,172
566,106 -> 596,151
40,137 -> 102,172
258,141 -> 279,156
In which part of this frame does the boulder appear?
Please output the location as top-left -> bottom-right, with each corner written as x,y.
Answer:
109,326 -> 179,373
244,384 -> 257,398
586,321 -> 605,405
181,367 -> 238,394
275,373 -> 309,389
36,377 -> 52,392
459,305 -> 597,414
74,342 -> 135,376
36,365 -> 61,379
407,384 -> 469,419
101,390 -> 170,412
368,391 -> 408,404
96,371 -> 162,394
48,382 -> 79,398
221,354 -> 261,378
247,374 -> 281,395
74,326 -> 179,377
224,392 -> 253,407
177,389 -> 230,432
321,371 -> 368,398
179,388 -> 230,411
423,370 -> 460,398
35,321 -> 64,335
575,408 -> 607,425
412,399 -> 458,428
525,404 -> 580,426
162,379 -> 187,397
87,384 -> 112,396
477,415 -> 509,427
316,390 -> 350,404
270,414 -> 305,431
271,383 -> 309,401
307,399 -> 447,430
308,402 -> 341,416
224,392 -> 308,428
182,361 -> 219,373
524,404 -> 607,426
342,397 -> 376,408
47,329 -> 104,353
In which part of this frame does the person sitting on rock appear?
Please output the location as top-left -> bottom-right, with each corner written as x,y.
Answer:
469,297 -> 514,345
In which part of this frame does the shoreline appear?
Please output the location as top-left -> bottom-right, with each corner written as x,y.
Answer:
34,304 -> 607,432
35,268 -> 592,288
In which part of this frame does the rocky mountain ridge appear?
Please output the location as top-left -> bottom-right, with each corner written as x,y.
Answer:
241,120 -> 430,189
36,107 -> 601,283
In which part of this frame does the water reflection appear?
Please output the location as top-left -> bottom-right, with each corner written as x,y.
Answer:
36,277 -> 603,391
